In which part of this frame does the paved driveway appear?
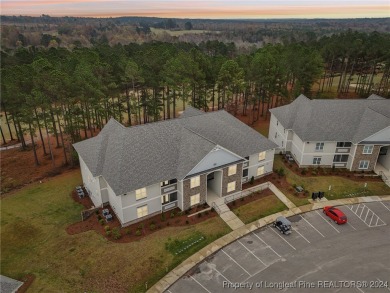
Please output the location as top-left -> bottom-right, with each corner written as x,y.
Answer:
167,202 -> 390,293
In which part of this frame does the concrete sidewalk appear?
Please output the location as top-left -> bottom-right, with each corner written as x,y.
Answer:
207,196 -> 244,230
147,194 -> 390,293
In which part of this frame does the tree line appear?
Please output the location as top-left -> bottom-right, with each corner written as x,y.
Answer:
1,30 -> 389,168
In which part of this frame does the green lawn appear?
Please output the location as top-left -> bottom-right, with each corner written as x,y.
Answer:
1,170 -> 231,293
274,155 -> 390,205
232,194 -> 288,224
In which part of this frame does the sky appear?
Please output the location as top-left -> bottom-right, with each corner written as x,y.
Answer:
1,0 -> 390,19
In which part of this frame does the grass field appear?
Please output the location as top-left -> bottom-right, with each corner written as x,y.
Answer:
0,170 -> 231,293
232,194 -> 287,224
274,156 -> 390,205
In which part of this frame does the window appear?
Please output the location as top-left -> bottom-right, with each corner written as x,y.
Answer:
228,165 -> 237,176
258,151 -> 266,161
227,181 -> 236,193
313,157 -> 322,165
161,194 -> 169,204
190,194 -> 200,206
315,143 -> 324,151
337,142 -> 352,148
359,160 -> 369,170
257,166 -> 265,176
333,155 -> 349,162
160,180 -> 169,187
363,145 -> 373,154
137,205 -> 148,218
242,169 -> 248,177
190,176 -> 200,188
135,188 -> 147,200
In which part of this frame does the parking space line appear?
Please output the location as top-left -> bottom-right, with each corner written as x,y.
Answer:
269,227 -> 296,250
300,215 -> 325,237
292,228 -> 310,243
315,210 -> 340,233
356,286 -> 365,293
207,261 -> 232,284
347,221 -> 357,230
359,205 -> 366,218
221,249 -> 251,276
189,276 -> 212,293
380,201 -> 390,212
238,240 -> 267,266
368,212 -> 374,226
252,232 -> 281,257
364,209 -> 370,222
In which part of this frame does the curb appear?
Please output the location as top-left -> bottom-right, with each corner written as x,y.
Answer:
147,195 -> 390,293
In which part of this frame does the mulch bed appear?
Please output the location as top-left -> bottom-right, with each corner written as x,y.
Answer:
16,274 -> 35,293
66,191 -> 218,243
226,188 -> 274,210
280,157 -> 383,182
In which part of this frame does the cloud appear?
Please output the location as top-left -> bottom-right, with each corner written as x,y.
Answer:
2,0 -> 389,18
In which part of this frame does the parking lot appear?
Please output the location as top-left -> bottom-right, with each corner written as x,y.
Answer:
167,202 -> 390,292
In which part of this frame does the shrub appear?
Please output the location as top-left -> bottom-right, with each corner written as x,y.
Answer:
106,230 -> 111,236
170,212 -> 175,218
250,176 -> 254,185
161,213 -> 166,222
125,229 -> 131,235
112,227 -> 121,240
150,223 -> 156,230
135,229 -> 141,236
185,209 -> 190,215
301,169 -> 307,175
277,167 -> 285,177
185,220 -> 189,225
97,215 -> 102,221
99,219 -> 105,225
104,225 -> 110,232
95,210 -> 99,215
293,183 -> 297,188
138,223 -> 144,230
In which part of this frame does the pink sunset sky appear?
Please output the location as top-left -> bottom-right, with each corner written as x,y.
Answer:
1,0 -> 389,18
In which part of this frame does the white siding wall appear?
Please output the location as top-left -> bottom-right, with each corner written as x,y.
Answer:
290,133 -> 305,165
347,144 -> 358,170
79,156 -> 102,207
120,182 -> 162,224
246,149 -> 275,179
106,183 -> 123,223
301,141 -> 337,167
177,180 -> 184,210
268,114 -> 288,150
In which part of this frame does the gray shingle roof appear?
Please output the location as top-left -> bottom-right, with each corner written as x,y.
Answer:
269,94 -> 390,143
73,107 -> 277,195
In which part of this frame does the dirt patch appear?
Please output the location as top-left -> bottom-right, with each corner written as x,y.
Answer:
16,274 -> 35,293
66,191 -> 218,243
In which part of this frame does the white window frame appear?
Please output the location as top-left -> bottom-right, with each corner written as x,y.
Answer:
190,176 -> 200,188
315,142 -> 324,151
362,145 -> 373,154
161,194 -> 169,204
227,181 -> 236,193
190,193 -> 200,206
228,165 -> 237,176
257,166 -> 265,176
359,160 -> 369,170
313,157 -> 322,165
258,151 -> 266,161
137,205 -> 148,218
135,187 -> 147,200
160,180 -> 169,187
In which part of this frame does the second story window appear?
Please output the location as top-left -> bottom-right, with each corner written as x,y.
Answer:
258,151 -> 266,161
337,142 -> 352,147
315,142 -> 324,151
135,187 -> 147,200
228,165 -> 237,176
190,176 -> 200,188
363,145 -> 373,154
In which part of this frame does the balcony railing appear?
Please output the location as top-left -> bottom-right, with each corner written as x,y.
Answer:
161,183 -> 177,194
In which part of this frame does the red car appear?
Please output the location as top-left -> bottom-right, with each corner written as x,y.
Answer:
323,206 -> 347,225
